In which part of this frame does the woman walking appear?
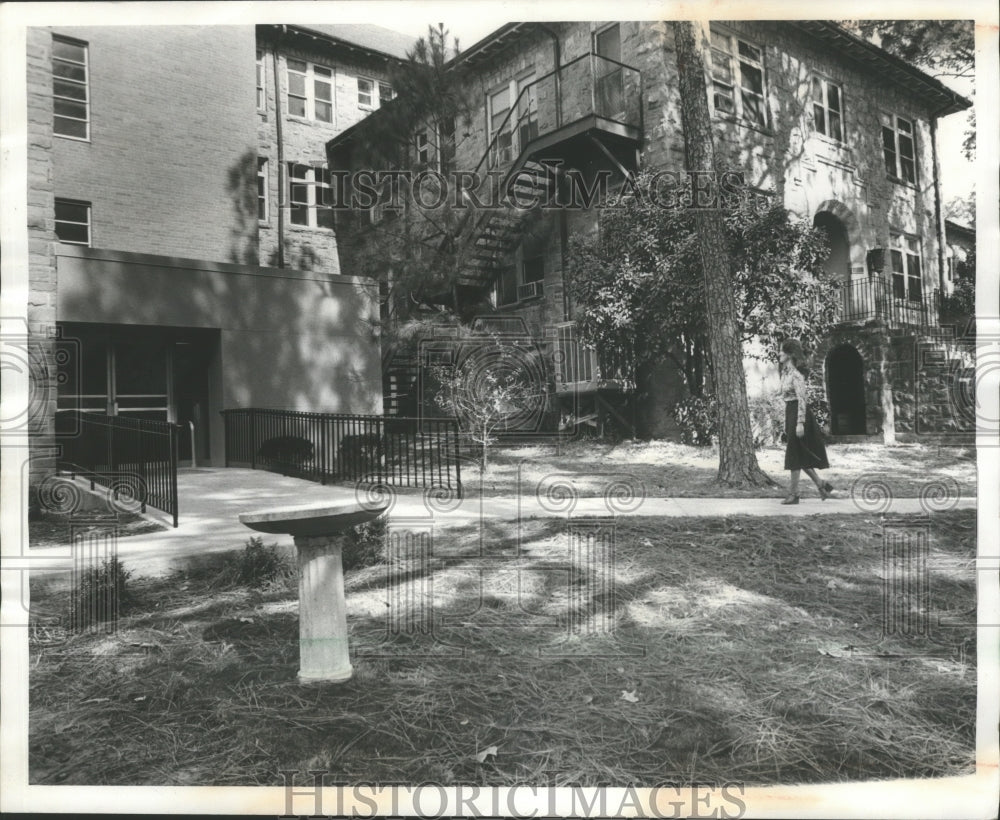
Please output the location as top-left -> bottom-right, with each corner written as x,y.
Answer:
779,339 -> 834,504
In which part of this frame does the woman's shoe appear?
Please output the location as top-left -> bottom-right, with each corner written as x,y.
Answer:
822,481 -> 835,493
819,484 -> 832,501
781,494 -> 799,505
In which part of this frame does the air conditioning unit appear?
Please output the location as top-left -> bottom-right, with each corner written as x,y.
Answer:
517,281 -> 543,300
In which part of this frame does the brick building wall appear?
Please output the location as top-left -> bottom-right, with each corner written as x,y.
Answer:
49,25 -> 259,264
257,31 -> 402,273
26,28 -> 58,485
329,21 -> 964,437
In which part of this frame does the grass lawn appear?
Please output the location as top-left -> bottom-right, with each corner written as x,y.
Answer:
29,509 -> 975,786
470,440 -> 976,499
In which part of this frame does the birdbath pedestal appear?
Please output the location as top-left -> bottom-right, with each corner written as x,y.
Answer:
239,501 -> 388,684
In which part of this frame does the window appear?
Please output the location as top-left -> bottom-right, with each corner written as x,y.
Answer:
257,158 -> 268,221
256,50 -> 266,110
516,71 -> 539,146
416,131 -> 430,166
439,117 -> 456,175
52,36 -> 89,139
358,77 -> 392,109
357,77 -> 373,108
883,114 -> 917,184
287,162 -> 333,228
522,256 -> 544,283
518,257 -> 545,300
497,266 -> 519,307
487,71 -> 537,168
495,257 -> 544,306
811,76 -> 843,142
488,84 -> 512,166
287,59 -> 333,122
709,29 -> 767,127
890,233 -> 923,303
55,199 -> 91,245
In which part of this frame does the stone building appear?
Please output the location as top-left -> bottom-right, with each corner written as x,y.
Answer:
24,23 -> 414,485
327,20 -> 973,441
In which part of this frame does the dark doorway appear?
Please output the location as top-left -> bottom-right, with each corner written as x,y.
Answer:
827,345 -> 866,435
173,339 -> 212,463
57,323 -> 216,463
814,212 -> 851,280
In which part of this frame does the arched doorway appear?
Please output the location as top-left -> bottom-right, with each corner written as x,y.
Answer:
826,345 -> 866,435
813,212 -> 851,280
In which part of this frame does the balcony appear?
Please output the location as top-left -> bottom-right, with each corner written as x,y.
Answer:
834,277 -> 937,329
485,52 -> 643,171
552,322 -> 634,395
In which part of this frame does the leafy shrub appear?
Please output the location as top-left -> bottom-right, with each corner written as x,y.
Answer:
806,378 -> 831,433
72,556 -> 134,629
342,515 -> 388,572
216,537 -> 293,589
748,391 -> 785,448
672,394 -> 718,446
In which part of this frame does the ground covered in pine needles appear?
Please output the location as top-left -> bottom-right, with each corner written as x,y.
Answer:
472,441 -> 976,499
29,509 -> 976,787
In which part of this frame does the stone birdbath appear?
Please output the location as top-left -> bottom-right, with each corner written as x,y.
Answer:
239,500 -> 388,684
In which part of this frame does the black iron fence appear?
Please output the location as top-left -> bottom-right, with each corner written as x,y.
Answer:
834,277 -> 937,328
56,411 -> 181,527
222,409 -> 463,497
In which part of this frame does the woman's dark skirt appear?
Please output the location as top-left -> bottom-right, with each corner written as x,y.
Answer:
784,400 -> 829,470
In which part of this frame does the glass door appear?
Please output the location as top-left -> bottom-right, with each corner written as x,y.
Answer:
595,24 -> 625,121
111,335 -> 170,422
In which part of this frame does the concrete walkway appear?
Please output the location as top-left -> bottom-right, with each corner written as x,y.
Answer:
29,467 -> 977,578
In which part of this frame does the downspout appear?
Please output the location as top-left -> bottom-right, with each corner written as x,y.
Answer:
272,27 -> 286,269
929,104 -> 951,310
537,24 -> 570,321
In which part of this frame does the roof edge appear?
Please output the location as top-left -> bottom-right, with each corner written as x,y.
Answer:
258,23 -> 413,63
795,21 -> 972,116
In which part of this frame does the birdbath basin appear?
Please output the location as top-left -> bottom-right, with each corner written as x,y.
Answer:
239,500 -> 388,683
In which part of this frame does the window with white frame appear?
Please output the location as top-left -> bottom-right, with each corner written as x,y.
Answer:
810,76 -> 843,142
357,77 -> 374,108
882,114 -> 916,184
709,29 -> 767,127
256,50 -> 266,110
890,233 -> 923,302
288,163 -> 333,228
257,158 -> 268,221
52,36 -> 89,139
287,59 -> 333,122
357,77 -> 393,109
416,131 -> 430,166
488,83 -> 513,166
55,199 -> 91,245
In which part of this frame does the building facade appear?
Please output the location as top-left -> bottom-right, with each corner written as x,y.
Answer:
26,23 -> 414,484
328,20 -> 973,441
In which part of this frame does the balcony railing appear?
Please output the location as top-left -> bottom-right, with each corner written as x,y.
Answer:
834,277 -> 937,329
480,52 -> 642,175
553,323 -> 634,393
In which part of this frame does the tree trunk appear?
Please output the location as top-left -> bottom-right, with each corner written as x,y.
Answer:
670,21 -> 773,487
